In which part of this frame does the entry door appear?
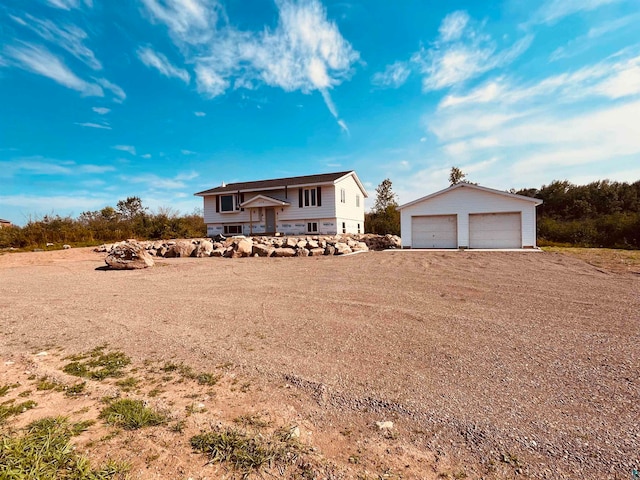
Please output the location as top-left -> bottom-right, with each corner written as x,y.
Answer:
265,208 -> 276,234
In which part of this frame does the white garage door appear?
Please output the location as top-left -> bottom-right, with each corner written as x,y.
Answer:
469,213 -> 521,249
411,215 -> 457,248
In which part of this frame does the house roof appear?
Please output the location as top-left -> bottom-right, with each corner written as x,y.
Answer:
195,170 -> 368,197
398,182 -> 543,210
0,218 -> 11,223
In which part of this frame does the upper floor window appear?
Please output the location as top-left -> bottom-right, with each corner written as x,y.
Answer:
356,194 -> 360,207
217,193 -> 244,212
220,194 -> 234,212
340,188 -> 346,203
299,187 -> 322,208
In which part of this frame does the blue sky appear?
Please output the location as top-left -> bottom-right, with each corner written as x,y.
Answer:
1,0 -> 639,225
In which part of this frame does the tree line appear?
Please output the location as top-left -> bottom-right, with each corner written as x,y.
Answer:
516,179 -> 640,248
0,197 -> 206,249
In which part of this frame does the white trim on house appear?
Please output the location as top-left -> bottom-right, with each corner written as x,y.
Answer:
240,195 -> 291,208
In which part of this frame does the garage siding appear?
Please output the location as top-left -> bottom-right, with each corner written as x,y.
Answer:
399,185 -> 539,248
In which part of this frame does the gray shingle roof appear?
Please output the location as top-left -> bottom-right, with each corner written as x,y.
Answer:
195,171 -> 355,196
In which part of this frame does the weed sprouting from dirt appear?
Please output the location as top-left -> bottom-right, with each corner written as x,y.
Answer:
0,400 -> 37,424
190,426 -> 307,478
233,413 -> 270,429
100,399 -> 166,430
64,382 -> 87,397
115,377 -> 139,391
196,373 -> 220,386
63,346 -> 131,381
0,384 -> 19,397
0,416 -> 129,479
36,377 -> 58,391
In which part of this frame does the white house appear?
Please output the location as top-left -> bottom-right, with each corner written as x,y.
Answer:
0,218 -> 11,229
195,171 -> 368,237
398,183 -> 543,249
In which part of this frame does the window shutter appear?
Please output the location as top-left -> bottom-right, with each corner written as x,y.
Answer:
285,186 -> 288,199
240,193 -> 245,211
216,196 -> 219,213
298,188 -> 303,208
317,186 -> 322,206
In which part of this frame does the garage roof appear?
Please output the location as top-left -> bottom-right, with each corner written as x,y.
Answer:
398,182 -> 543,210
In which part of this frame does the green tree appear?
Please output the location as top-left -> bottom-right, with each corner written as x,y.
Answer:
449,166 -> 466,185
366,178 -> 400,235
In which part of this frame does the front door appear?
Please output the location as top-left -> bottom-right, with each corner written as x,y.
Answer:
265,208 -> 276,234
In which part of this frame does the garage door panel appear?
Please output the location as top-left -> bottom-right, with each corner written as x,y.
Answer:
412,215 -> 457,248
469,213 -> 521,248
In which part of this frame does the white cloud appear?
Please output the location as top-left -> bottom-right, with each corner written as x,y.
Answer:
96,78 -> 126,103
412,12 -> 533,91
79,164 -> 115,173
44,0 -> 93,10
372,61 -> 411,88
120,173 -> 187,189
75,122 -> 111,129
439,11 -> 469,42
113,145 -> 136,155
11,14 -> 102,70
194,111 -> 206,116
438,52 -> 640,110
137,46 -> 190,83
5,43 -> 103,96
141,0 -> 358,130
181,149 -> 196,155
140,0 -> 218,45
141,154 -> 152,159
0,157 -> 113,177
92,107 -> 110,115
531,0 -> 623,25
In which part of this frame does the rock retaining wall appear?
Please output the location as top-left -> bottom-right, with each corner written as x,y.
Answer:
96,234 -> 401,259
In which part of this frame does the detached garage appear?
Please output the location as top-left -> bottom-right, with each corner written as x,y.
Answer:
398,183 -> 542,249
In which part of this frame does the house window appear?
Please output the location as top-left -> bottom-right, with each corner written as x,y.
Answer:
307,222 -> 318,233
224,225 -> 242,235
342,222 -> 346,234
304,188 -> 317,207
356,194 -> 360,207
340,188 -> 346,203
220,194 -> 234,212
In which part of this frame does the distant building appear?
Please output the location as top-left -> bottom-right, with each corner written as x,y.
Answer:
0,218 -> 12,228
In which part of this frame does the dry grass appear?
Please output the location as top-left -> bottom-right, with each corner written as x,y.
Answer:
542,246 -> 640,274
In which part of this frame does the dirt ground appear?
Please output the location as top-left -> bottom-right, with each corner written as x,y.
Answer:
0,247 -> 638,479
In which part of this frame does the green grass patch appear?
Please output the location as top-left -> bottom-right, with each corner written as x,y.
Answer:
36,377 -> 58,391
0,384 -> 19,397
0,400 -> 37,424
0,416 -> 129,479
63,346 -> 131,381
64,382 -> 87,397
115,377 -> 139,391
233,414 -> 270,429
190,426 -> 305,478
99,399 -> 166,430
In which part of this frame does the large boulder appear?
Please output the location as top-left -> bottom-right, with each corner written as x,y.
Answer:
274,247 -> 296,257
334,242 -> 352,255
232,238 -> 253,258
166,240 -> 196,258
105,242 -> 154,269
253,244 -> 275,257
195,241 -> 214,257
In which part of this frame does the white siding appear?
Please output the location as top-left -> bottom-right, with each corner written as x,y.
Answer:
334,175 -> 365,234
400,186 -> 538,248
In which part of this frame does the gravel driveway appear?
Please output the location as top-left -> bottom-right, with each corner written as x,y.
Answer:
1,248 -> 638,479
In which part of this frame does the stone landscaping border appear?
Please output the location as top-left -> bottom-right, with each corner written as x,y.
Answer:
99,234 -> 401,269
